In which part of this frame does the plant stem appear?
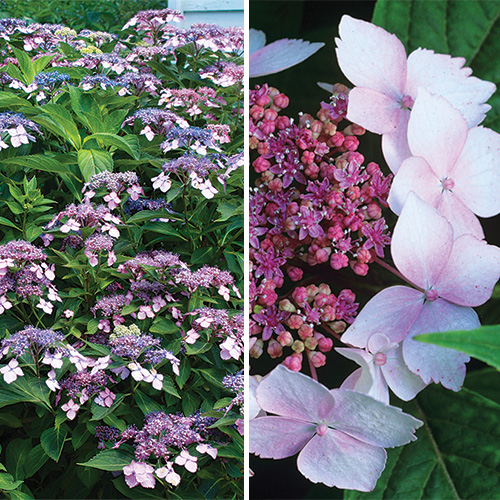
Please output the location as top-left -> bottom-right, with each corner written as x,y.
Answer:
306,348 -> 318,382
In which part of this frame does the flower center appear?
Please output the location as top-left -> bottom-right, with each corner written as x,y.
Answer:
374,352 -> 387,366
316,423 -> 329,436
442,177 -> 455,191
425,289 -> 438,302
401,94 -> 414,109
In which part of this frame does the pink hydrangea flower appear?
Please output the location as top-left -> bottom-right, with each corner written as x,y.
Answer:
155,462 -> 180,486
0,295 -> 12,314
123,461 -> 156,489
388,88 -> 500,238
196,443 -> 218,459
343,192 -> 500,391
175,450 -> 197,473
61,399 -> 80,420
336,333 -> 426,404
46,369 -> 60,392
250,365 -> 422,491
250,29 -> 324,78
42,351 -> 63,369
335,15 -> 495,172
0,358 -> 24,384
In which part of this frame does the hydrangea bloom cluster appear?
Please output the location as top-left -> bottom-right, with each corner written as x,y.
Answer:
0,111 -> 42,148
185,307 -> 244,361
111,410 -> 224,489
0,240 -> 60,316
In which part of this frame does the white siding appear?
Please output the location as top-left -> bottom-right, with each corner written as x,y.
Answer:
168,0 -> 243,28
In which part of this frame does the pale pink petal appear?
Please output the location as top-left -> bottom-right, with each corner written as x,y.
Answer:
249,38 -> 324,78
381,115 -> 412,173
336,15 -> 406,96
328,389 -> 422,448
381,345 -> 427,401
249,416 -> 315,459
124,474 -> 139,488
435,234 -> 500,306
249,29 -> 266,55
297,431 -> 386,491
402,299 -> 477,390
436,191 -> 484,239
452,126 -> 500,217
341,286 -> 423,346
347,87 -> 402,134
406,48 -> 495,127
407,88 -> 468,177
337,348 -> 389,404
388,156 -> 442,215
256,365 -> 335,422
391,192 -> 453,289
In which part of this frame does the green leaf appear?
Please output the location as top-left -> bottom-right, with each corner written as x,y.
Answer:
134,389 -> 163,415
0,91 -> 31,109
36,103 -> 82,149
41,425 -> 69,462
0,413 -> 22,428
0,472 -> 23,491
216,201 -> 244,222
12,47 -> 34,84
83,133 -> 140,160
24,444 -> 49,478
90,393 -> 126,421
372,1 -> 500,131
162,377 -> 181,398
345,386 -> 500,499
0,377 -> 51,410
5,439 -> 31,480
0,216 -> 21,232
182,391 -> 200,416
149,317 -> 179,335
465,368 -> 500,405
78,446 -> 135,471
127,210 -> 177,225
1,155 -> 74,176
416,324 -> 500,370
78,149 -> 113,182
72,423 -> 91,451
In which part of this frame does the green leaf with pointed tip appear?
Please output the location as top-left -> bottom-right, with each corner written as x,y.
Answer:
134,389 -> 163,415
24,445 -> 49,478
0,472 -> 23,491
78,149 -> 113,182
344,385 -> 500,499
2,155 -> 74,176
0,377 -> 51,410
78,446 -> 135,471
372,0 -> 500,131
416,324 -> 500,370
41,425 -> 69,462
83,133 -> 140,160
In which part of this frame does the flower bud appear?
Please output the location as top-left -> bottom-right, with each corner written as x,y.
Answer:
267,339 -> 283,358
249,338 -> 264,358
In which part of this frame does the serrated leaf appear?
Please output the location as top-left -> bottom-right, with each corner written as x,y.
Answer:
90,393 -> 126,421
83,133 -> 140,160
416,324 -> 500,370
345,385 -> 500,499
78,446 -> 135,471
78,149 -> 113,182
0,377 -> 51,410
24,444 -> 49,478
2,155 -> 73,176
41,425 -> 69,462
134,389 -> 163,415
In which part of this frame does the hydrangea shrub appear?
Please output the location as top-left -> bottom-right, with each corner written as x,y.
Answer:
0,8 -> 243,500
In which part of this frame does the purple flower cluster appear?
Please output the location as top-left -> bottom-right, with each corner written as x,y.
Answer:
1,325 -> 65,357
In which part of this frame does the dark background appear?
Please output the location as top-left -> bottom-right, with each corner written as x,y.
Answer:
249,1 -> 500,499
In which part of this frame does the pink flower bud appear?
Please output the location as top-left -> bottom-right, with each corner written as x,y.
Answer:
351,261 -> 369,276
264,108 -> 278,121
252,157 -> 270,173
366,202 -> 382,219
309,351 -> 326,368
284,353 -> 302,372
292,287 -> 308,305
330,252 -> 348,270
317,336 -> 333,353
267,339 -> 283,359
298,324 -> 313,340
249,338 -> 264,358
286,314 -> 304,330
277,330 -> 293,346
273,93 -> 289,109
287,266 -> 303,282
